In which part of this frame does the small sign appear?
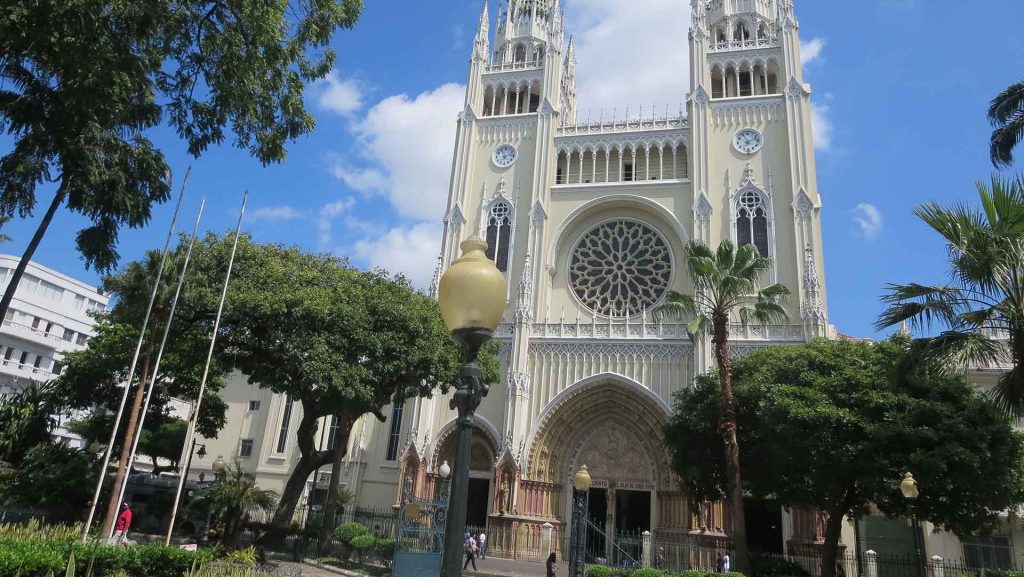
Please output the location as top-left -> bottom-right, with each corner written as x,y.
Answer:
179,544 -> 198,551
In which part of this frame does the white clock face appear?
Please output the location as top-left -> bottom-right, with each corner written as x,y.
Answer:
493,144 -> 518,168
734,129 -> 764,154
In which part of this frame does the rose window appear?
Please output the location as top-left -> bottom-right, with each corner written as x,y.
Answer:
569,220 -> 673,317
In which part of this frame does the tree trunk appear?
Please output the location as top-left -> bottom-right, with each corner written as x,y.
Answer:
258,405 -> 331,546
318,416 -> 353,555
820,506 -> 848,577
0,186 -> 68,323
713,314 -> 750,575
101,349 -> 153,537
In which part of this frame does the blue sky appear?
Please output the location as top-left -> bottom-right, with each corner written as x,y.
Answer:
2,0 -> 1022,339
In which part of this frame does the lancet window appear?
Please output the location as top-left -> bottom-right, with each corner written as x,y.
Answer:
485,200 -> 514,272
735,190 -> 770,257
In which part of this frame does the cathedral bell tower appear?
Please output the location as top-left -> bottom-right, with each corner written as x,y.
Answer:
687,0 -> 829,346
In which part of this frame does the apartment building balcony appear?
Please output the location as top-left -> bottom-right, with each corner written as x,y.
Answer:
1,319 -> 67,349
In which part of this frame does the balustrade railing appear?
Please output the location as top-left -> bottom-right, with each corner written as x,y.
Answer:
557,116 -> 686,136
711,37 -> 777,52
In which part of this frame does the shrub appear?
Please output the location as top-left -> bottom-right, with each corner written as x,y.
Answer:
679,571 -> 707,577
333,522 -> 369,544
333,522 -> 370,561
221,547 -> 257,567
349,535 -> 376,564
752,555 -> 811,577
375,538 -> 396,567
722,572 -> 746,577
587,566 -> 614,577
634,569 -> 665,577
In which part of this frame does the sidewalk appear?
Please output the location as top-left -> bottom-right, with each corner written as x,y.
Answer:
464,557 -> 548,577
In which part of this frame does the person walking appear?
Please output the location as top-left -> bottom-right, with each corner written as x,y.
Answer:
464,533 -> 478,571
546,552 -> 559,577
479,531 -> 487,559
109,503 -> 133,546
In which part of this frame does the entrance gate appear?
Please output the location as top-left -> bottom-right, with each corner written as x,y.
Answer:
392,477 -> 449,577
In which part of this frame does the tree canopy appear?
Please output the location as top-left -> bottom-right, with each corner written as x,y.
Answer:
204,236 -> 498,540
0,0 -> 364,322
665,338 -> 1024,577
989,81 -> 1024,168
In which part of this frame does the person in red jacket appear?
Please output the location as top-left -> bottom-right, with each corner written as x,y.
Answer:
109,503 -> 133,546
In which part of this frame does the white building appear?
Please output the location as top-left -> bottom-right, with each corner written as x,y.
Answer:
0,254 -> 109,446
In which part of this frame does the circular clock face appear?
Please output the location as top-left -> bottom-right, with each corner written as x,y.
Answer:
493,144 -> 518,168
734,129 -> 764,154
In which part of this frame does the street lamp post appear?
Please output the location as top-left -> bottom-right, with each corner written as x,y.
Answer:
437,238 -> 507,577
900,473 -> 923,577
569,465 -> 593,577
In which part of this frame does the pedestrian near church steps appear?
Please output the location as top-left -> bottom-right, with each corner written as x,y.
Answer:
716,552 -> 731,573
546,552 -> 559,577
479,531 -> 487,559
464,532 -> 478,571
109,503 -> 133,546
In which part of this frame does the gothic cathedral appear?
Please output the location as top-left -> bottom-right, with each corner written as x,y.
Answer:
352,0 -> 833,557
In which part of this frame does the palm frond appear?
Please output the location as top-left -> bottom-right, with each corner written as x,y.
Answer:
990,110 -> 1024,169
988,81 -> 1024,126
654,291 -> 698,321
686,316 -> 711,342
921,330 -> 1003,371
992,365 -> 1024,415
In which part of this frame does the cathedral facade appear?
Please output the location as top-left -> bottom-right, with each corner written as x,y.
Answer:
346,0 -> 833,556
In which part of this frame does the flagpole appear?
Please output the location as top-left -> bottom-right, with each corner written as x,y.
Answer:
165,191 -> 248,546
113,198 -> 207,517
82,168 -> 191,541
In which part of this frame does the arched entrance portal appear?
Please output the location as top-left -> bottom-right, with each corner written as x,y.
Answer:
434,425 -> 498,529
527,375 -> 684,561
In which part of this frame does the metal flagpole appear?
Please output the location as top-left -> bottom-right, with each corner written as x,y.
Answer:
82,168 -> 191,541
165,191 -> 248,546
112,198 -> 207,521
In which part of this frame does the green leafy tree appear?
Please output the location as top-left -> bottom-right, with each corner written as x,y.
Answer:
0,0 -> 364,323
138,418 -> 188,476
877,176 -> 1024,413
206,239 -> 496,544
655,240 -> 789,574
665,338 -> 1024,577
191,461 -> 278,549
0,381 -> 59,466
0,215 -> 11,243
0,443 -> 100,523
989,82 -> 1024,168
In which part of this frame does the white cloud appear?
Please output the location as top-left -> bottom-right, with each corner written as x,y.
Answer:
852,203 -> 883,240
811,101 -> 833,151
338,83 -> 466,222
315,72 -> 364,117
318,198 -> 356,248
247,205 -> 303,222
563,0 -> 691,117
353,222 -> 443,289
800,38 -> 826,66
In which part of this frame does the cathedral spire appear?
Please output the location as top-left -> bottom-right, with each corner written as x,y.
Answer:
474,1 -> 491,61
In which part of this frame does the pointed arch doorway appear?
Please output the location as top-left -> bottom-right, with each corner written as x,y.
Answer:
526,375 -> 673,563
434,426 -> 498,529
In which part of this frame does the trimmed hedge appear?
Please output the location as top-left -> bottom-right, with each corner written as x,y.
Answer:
586,567 -> 615,577
751,556 -> 811,577
0,540 -> 213,577
633,569 -> 665,577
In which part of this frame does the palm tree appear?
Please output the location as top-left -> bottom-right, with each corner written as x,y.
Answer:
192,461 -> 279,548
877,175 -> 1024,413
656,240 -> 790,575
989,82 -> 1024,168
